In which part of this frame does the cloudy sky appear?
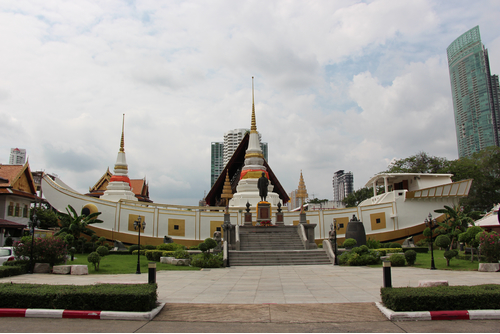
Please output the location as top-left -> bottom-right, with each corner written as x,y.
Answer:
2,0 -> 500,206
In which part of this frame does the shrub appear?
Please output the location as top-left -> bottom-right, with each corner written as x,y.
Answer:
87,252 -> 101,271
190,253 -> 223,268
444,250 -> 458,266
3,236 -> 13,247
188,245 -> 199,250
198,242 -> 208,253
343,238 -> 357,249
64,235 -> 75,247
98,236 -> 106,246
0,266 -> 26,278
318,244 -> 323,248
435,235 -> 451,250
0,283 -> 157,312
204,238 -> 217,252
128,245 -> 141,254
366,238 -> 381,249
404,250 -> 417,266
131,250 -> 146,256
389,243 -> 401,249
382,242 -> 392,248
14,237 -> 68,266
161,251 -> 175,257
96,246 -> 109,257
381,284 -> 500,312
477,231 -> 500,263
156,243 -> 183,251
145,250 -> 165,262
83,242 -> 94,253
338,246 -> 381,266
173,249 -> 190,259
144,245 -> 156,250
388,253 -> 405,267
2,259 -> 30,269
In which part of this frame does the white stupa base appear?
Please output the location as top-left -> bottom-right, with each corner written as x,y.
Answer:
101,182 -> 138,202
230,178 -> 281,208
229,191 -> 281,208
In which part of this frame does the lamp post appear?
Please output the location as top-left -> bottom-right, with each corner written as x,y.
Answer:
133,216 -> 145,274
27,210 -> 39,274
424,213 -> 437,270
330,219 -> 340,265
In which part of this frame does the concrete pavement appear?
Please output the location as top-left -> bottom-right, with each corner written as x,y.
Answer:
1,265 -> 500,332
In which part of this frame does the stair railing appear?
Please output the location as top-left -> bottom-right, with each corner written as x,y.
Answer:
298,224 -> 308,249
223,240 -> 229,267
323,238 -> 336,265
235,224 -> 240,250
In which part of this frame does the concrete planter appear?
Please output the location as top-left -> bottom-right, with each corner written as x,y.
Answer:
478,263 -> 500,272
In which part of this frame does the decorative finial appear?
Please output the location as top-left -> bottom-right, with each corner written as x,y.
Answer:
251,77 -> 257,132
120,114 -> 125,152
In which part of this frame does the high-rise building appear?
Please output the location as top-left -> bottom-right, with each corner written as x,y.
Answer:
9,148 -> 26,165
210,129 -> 268,187
333,170 -> 353,208
447,26 -> 500,158
211,142 -> 224,187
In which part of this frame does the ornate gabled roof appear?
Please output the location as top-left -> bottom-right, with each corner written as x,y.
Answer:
205,132 -> 289,206
86,170 -> 152,202
0,162 -> 37,199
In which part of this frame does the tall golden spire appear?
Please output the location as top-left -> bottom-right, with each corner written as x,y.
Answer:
220,171 -> 234,206
251,77 -> 257,133
120,114 -> 125,152
296,170 -> 308,204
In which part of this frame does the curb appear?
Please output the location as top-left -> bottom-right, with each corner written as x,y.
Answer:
0,303 -> 165,321
376,302 -> 500,321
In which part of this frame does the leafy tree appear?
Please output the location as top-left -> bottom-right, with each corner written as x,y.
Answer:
458,226 -> 483,262
384,151 -> 449,174
448,147 -> 500,212
443,250 -> 458,267
342,187 -> 374,208
32,205 -> 59,230
435,234 -> 451,250
55,205 -> 103,240
434,205 -> 478,249
96,245 -> 109,257
87,252 -> 101,271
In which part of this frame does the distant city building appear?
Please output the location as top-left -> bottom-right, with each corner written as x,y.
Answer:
333,170 -> 353,208
447,26 -> 500,158
211,142 -> 224,187
9,148 -> 26,165
210,129 -> 268,187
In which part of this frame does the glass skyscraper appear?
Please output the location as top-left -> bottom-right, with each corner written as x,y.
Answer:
447,26 -> 500,158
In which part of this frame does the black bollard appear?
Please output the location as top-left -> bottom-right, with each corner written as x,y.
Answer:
148,262 -> 156,284
383,261 -> 392,288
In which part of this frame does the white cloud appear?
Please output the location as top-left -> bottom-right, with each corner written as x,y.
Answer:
0,0 -> 499,203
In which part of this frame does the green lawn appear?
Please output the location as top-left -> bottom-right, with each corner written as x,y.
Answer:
67,253 -> 200,274
368,249 -> 480,271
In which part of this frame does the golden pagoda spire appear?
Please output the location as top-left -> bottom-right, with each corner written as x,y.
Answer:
296,170 -> 308,205
120,114 -> 125,152
220,170 -> 234,206
251,77 -> 257,133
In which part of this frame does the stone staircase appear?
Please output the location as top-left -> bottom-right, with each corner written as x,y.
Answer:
228,225 -> 332,266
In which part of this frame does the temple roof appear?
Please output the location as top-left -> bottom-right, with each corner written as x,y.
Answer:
205,132 -> 289,206
86,169 -> 152,202
0,162 -> 37,199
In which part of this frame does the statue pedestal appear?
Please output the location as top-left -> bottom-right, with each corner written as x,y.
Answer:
275,212 -> 284,226
257,202 -> 271,224
244,212 -> 253,226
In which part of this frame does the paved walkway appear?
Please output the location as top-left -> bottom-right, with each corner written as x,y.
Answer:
1,266 -> 500,332
1,265 -> 498,304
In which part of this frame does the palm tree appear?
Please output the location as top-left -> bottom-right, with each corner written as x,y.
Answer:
434,205 -> 477,249
55,205 -> 103,240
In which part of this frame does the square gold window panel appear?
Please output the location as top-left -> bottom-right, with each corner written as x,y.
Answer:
370,212 -> 386,231
168,219 -> 185,237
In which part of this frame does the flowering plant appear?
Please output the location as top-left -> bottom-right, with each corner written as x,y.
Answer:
14,237 -> 68,266
259,221 -> 272,227
477,231 -> 500,263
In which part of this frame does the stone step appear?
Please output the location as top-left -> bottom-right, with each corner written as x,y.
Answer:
228,250 -> 331,266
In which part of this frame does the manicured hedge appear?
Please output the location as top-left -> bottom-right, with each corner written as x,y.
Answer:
0,283 -> 158,312
402,247 -> 428,253
0,266 -> 26,278
381,284 -> 500,312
